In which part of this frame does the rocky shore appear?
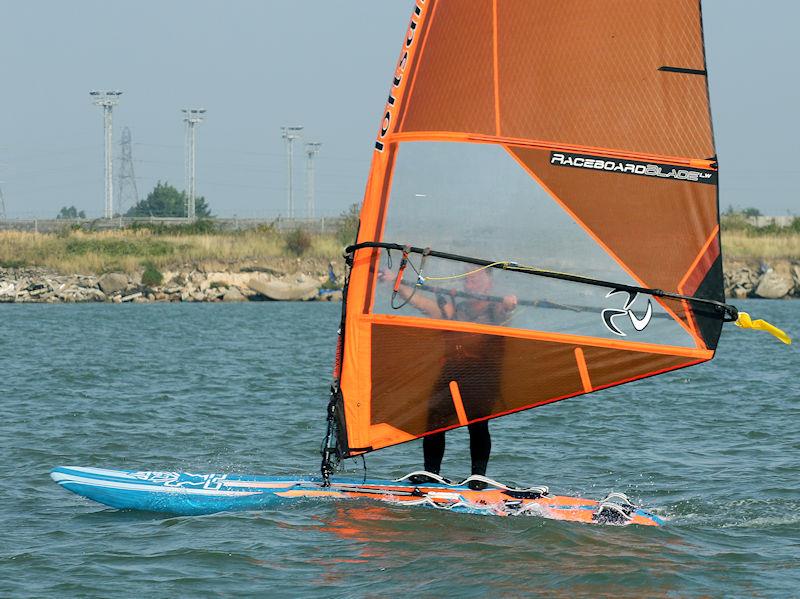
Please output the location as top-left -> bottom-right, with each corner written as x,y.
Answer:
723,259 -> 800,300
1,259 -> 798,304
0,266 -> 342,304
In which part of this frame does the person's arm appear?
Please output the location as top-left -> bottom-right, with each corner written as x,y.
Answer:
490,294 -> 518,323
395,280 -> 446,318
378,268 -> 446,319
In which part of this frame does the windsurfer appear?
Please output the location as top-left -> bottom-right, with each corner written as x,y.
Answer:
380,265 -> 517,489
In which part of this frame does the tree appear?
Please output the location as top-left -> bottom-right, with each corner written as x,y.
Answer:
125,182 -> 211,218
741,207 -> 762,218
56,206 -> 86,219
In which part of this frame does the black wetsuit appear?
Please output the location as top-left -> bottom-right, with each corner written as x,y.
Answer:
423,297 -> 506,478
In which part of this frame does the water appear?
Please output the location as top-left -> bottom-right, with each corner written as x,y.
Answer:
1,300 -> 797,597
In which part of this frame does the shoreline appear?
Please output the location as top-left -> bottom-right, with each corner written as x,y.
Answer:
0,265 -> 342,304
2,258 -> 798,303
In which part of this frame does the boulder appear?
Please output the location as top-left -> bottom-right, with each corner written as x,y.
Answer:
98,273 -> 129,294
319,289 -> 343,302
247,277 -> 319,301
222,286 -> 246,302
754,270 -> 792,299
0,282 -> 15,299
791,264 -> 800,295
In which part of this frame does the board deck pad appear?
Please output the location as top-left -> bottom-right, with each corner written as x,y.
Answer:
51,466 -> 664,526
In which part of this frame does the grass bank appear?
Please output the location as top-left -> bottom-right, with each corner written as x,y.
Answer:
0,227 -> 342,274
0,216 -> 797,275
721,230 -> 800,261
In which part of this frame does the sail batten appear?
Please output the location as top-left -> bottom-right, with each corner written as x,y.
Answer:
326,0 -> 728,464
385,132 -> 718,168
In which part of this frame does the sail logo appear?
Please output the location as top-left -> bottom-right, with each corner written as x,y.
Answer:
550,152 -> 716,185
375,1 -> 427,152
602,290 -> 653,337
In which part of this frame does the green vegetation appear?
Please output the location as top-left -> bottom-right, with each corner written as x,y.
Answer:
336,203 -> 359,246
721,210 -> 800,235
141,262 -> 164,287
1,207 -> 796,275
0,227 -> 340,274
284,228 -> 312,256
56,206 -> 86,219
126,182 -> 211,218
128,218 -> 218,235
719,209 -> 800,260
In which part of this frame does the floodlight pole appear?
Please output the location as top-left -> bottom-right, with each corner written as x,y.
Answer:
282,126 -> 303,218
305,142 -> 321,219
90,90 -> 122,218
183,108 -> 206,221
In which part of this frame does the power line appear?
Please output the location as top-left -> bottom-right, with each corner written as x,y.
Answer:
117,127 -> 139,215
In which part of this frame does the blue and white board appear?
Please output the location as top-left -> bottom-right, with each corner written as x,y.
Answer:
50,466 -> 664,526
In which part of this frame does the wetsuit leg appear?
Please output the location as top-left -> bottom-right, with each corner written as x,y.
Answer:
468,421 -> 491,476
423,432 -> 446,474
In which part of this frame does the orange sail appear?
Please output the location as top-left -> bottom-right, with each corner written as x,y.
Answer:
324,0 -> 731,465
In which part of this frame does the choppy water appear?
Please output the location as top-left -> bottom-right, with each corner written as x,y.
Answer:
0,300 -> 797,597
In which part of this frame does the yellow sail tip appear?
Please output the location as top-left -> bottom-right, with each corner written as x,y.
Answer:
735,312 -> 792,345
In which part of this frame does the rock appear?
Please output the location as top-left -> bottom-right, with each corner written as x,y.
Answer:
206,288 -> 224,301
319,289 -> 343,302
247,277 -> 319,301
754,270 -> 792,299
222,286 -> 246,302
98,273 -> 129,294
791,264 -> 800,296
121,292 -> 143,302
0,282 -> 16,299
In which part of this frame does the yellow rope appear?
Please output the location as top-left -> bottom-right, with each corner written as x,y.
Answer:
421,260 -> 581,284
421,261 -> 512,281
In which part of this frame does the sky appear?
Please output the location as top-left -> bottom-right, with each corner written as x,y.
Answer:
0,0 -> 797,219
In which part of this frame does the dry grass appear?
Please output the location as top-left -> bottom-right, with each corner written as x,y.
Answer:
0,229 -> 342,274
721,230 -> 800,260
1,226 -> 796,275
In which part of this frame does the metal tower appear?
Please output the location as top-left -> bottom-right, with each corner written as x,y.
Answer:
90,90 -> 122,218
182,108 -> 206,220
117,127 -> 139,216
281,126 -> 303,218
305,142 -> 322,219
0,184 -> 6,221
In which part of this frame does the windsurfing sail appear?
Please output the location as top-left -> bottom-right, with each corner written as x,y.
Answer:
321,0 -> 787,478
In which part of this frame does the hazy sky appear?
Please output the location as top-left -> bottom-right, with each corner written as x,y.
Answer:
1,1 -> 797,219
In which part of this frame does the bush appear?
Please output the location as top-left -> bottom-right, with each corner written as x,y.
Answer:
336,203 -> 360,246
128,219 -> 217,236
284,228 -> 312,256
141,262 -> 164,287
